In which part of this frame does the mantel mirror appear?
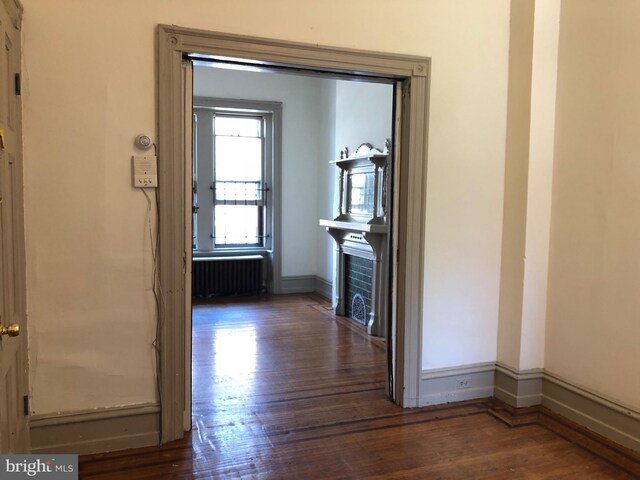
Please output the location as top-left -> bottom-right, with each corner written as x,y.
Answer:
334,140 -> 390,225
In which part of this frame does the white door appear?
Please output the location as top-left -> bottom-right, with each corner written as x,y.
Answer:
0,0 -> 27,453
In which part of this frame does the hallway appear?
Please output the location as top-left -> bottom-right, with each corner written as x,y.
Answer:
79,295 -> 633,478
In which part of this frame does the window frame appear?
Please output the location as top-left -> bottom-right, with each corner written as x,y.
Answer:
192,97 -> 281,256
212,112 -> 266,249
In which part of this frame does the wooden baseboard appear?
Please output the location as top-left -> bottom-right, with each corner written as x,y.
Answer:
314,276 -> 332,301
487,397 -> 640,477
30,403 -> 160,455
539,407 -> 640,478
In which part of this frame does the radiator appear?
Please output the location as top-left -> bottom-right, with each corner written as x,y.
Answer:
192,255 -> 264,297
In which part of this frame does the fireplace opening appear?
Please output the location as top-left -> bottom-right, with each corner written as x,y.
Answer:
345,254 -> 374,325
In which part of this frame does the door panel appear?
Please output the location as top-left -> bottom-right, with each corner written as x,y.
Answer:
0,0 -> 27,454
183,60 -> 193,432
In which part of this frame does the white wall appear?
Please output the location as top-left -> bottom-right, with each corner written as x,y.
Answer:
193,66 -> 334,278
316,80 -> 394,283
545,0 -> 640,408
316,80 -> 336,283
21,0 -> 511,414
333,81 -> 394,153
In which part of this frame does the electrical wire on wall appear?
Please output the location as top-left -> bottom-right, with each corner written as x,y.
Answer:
139,140 -> 164,417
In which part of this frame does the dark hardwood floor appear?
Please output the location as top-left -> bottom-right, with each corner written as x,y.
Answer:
80,294 -> 635,479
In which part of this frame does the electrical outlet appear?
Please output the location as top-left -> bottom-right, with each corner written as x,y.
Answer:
456,378 -> 471,389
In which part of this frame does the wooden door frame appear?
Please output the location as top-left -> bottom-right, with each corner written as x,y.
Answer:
0,0 -> 28,453
157,25 -> 430,443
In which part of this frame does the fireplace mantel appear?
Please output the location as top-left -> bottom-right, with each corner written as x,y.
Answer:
319,219 -> 387,235
320,141 -> 390,338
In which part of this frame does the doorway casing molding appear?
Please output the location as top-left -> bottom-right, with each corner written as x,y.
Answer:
157,25 -> 430,443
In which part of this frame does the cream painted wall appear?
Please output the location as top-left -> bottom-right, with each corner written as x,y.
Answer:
545,0 -> 640,408
21,0 -> 511,413
518,0 -> 560,370
420,9 -> 510,369
193,66 -> 334,278
496,0 -> 560,372
496,0 -> 534,369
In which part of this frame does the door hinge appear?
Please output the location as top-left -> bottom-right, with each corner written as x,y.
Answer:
23,395 -> 29,416
401,82 -> 408,98
14,73 -> 20,96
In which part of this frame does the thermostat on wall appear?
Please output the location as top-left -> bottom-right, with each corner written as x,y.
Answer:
132,155 -> 158,188
135,134 -> 153,150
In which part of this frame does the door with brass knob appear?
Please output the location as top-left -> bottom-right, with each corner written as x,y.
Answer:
0,0 -> 28,454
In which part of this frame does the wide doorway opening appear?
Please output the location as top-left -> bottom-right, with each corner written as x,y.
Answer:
157,26 -> 429,443
188,61 -> 397,431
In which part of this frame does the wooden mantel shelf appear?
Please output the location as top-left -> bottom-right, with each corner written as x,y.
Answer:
319,219 -> 388,235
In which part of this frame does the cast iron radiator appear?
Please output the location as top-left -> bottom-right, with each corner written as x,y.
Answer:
192,255 -> 264,297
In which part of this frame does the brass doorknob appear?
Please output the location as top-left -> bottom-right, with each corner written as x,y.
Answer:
0,324 -> 19,337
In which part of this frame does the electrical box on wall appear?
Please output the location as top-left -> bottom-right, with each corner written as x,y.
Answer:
132,155 -> 158,188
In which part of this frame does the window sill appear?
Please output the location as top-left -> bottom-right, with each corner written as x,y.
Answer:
193,249 -> 271,258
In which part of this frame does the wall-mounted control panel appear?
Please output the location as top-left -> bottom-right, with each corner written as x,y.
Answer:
132,155 -> 158,188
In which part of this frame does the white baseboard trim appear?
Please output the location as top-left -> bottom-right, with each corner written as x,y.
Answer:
279,275 -> 332,298
420,362 -> 495,406
30,403 -> 160,455
314,276 -> 332,300
279,275 -> 316,294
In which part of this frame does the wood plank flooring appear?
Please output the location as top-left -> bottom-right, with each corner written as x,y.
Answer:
79,294 -> 635,479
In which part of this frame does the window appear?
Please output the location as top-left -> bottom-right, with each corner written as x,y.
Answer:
213,115 -> 265,246
193,100 -> 279,253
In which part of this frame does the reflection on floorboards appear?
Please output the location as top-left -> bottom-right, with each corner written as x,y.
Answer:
79,294 -> 634,479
